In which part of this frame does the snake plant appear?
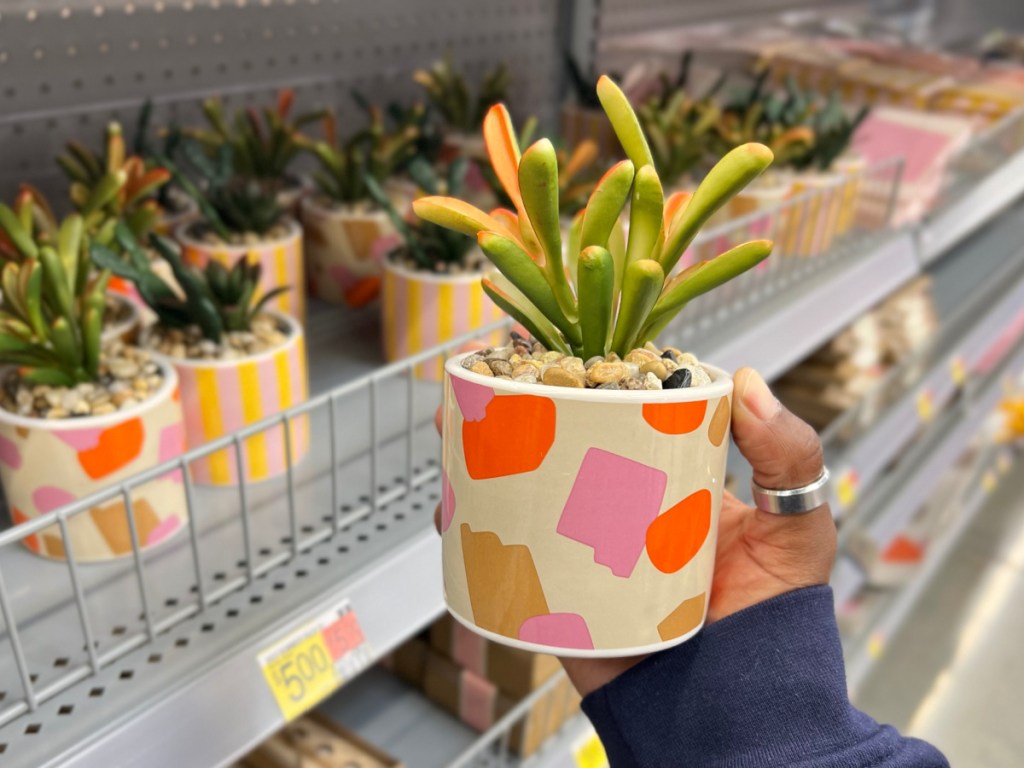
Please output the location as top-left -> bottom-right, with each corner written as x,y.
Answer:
413,76 -> 774,358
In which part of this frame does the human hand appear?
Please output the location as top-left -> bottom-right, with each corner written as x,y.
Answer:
434,365 -> 836,698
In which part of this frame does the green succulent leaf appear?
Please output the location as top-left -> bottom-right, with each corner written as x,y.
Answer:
577,246 -> 615,361
611,259 -> 664,357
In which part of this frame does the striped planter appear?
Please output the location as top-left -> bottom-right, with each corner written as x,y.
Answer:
788,172 -> 844,257
833,154 -> 867,236
0,360 -> 187,562
301,196 -> 391,307
382,258 -> 504,381
163,312 -> 309,486
176,218 -> 306,326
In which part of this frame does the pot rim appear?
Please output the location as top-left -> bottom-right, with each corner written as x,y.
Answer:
0,355 -> 180,430
175,216 -> 302,252
445,350 -> 733,403
101,293 -> 142,340
383,253 -> 488,285
301,194 -> 387,220
146,308 -> 302,370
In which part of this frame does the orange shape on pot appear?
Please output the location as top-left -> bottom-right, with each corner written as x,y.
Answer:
11,507 -> 40,552
463,395 -> 555,479
708,397 -> 731,447
642,401 -> 707,435
657,592 -> 706,641
460,523 -> 550,638
345,277 -> 381,308
90,497 -> 161,555
77,418 -> 145,479
646,489 -> 712,574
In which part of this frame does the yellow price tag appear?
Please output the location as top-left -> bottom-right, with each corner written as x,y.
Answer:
950,356 -> 966,387
837,469 -> 859,508
916,390 -> 934,422
258,601 -> 371,721
982,471 -> 998,494
261,631 -> 337,721
574,730 -> 609,768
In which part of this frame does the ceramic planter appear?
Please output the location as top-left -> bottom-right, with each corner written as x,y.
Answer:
833,154 -> 867,236
788,172 -> 844,257
441,351 -> 733,657
154,193 -> 199,237
276,176 -> 310,219
300,196 -> 391,307
0,360 -> 187,562
382,258 -> 504,381
160,310 -> 309,486
560,103 -> 620,160
176,217 -> 306,325
101,293 -> 142,345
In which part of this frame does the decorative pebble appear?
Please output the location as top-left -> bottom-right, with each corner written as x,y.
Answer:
540,351 -> 564,363
146,316 -> 288,360
470,361 -> 494,377
625,349 -> 658,365
559,356 -> 586,375
514,372 -> 538,384
542,367 -> 584,388
687,364 -> 712,387
587,361 -> 627,385
663,368 -> 692,389
488,360 -> 513,377
643,372 -> 663,390
640,360 -> 669,380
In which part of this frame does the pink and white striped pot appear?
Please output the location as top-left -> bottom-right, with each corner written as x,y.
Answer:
176,218 -> 306,326
382,256 -> 504,381
157,311 -> 309,486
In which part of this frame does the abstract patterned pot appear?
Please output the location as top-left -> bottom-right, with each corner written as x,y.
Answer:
442,352 -> 733,657
381,258 -> 504,381
176,218 -> 306,326
101,293 -> 142,345
0,360 -> 187,562
301,196 -> 391,307
160,311 -> 309,486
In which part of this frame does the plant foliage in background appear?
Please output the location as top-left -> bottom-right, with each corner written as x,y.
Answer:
91,225 -> 288,343
0,192 -> 109,386
413,53 -> 510,133
414,76 -> 774,358
301,105 -> 420,206
365,157 -> 476,272
57,122 -> 171,245
791,92 -> 870,172
184,89 -> 325,186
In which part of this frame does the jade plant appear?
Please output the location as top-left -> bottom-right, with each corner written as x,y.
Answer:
0,194 -> 109,386
413,76 -> 774,358
790,93 -> 870,172
91,225 -> 287,344
183,90 -> 325,188
57,122 -> 171,245
168,136 -> 284,240
301,106 -> 420,206
365,157 -> 475,273
413,54 -> 509,134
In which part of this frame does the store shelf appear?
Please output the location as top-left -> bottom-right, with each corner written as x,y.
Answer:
843,442 -> 1018,696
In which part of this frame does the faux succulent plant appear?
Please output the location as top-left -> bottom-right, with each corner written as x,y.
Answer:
57,122 -> 171,245
413,54 -> 510,133
637,89 -> 721,190
0,192 -> 109,387
790,93 -> 870,172
365,157 -> 475,272
184,90 -> 325,187
91,225 -> 287,344
168,136 -> 284,239
413,76 -> 774,358
301,105 -> 420,206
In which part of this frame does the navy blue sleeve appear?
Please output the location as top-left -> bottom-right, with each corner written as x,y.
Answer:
581,586 -> 948,767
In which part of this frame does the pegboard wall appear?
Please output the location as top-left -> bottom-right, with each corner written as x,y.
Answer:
0,0 -> 565,203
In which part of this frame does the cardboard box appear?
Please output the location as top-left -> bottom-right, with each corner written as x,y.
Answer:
389,636 -> 429,689
496,676 -> 581,757
429,615 -> 561,699
244,714 -> 402,768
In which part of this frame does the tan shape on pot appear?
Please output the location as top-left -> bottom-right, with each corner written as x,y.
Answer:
344,218 -> 387,264
657,592 -> 707,641
90,497 -> 161,555
460,523 -> 550,638
15,427 -> 28,439
709,397 -> 731,447
42,533 -> 66,559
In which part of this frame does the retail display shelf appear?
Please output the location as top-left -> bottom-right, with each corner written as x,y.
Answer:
844,442 -> 1018,697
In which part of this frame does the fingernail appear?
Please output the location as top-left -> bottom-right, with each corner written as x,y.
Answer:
740,369 -> 780,421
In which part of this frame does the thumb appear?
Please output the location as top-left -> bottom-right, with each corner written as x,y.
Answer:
731,368 -> 825,491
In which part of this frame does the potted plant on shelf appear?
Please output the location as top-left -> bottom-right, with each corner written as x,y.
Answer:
91,227 -> 308,486
0,210 -> 187,562
299,105 -> 420,307
183,90 -> 324,214
169,138 -> 307,325
366,158 -> 504,380
132,100 -> 199,236
562,53 -> 624,160
414,76 -> 773,656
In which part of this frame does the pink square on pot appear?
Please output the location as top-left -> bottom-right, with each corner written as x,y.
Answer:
557,448 -> 668,578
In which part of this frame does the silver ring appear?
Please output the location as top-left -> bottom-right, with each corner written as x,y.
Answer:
751,467 -> 831,515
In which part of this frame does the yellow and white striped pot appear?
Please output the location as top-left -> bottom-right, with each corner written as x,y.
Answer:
382,258 -> 504,381
161,311 -> 309,486
301,196 -> 391,307
788,172 -> 844,257
176,218 -> 306,326
833,154 -> 867,236
0,359 -> 188,562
